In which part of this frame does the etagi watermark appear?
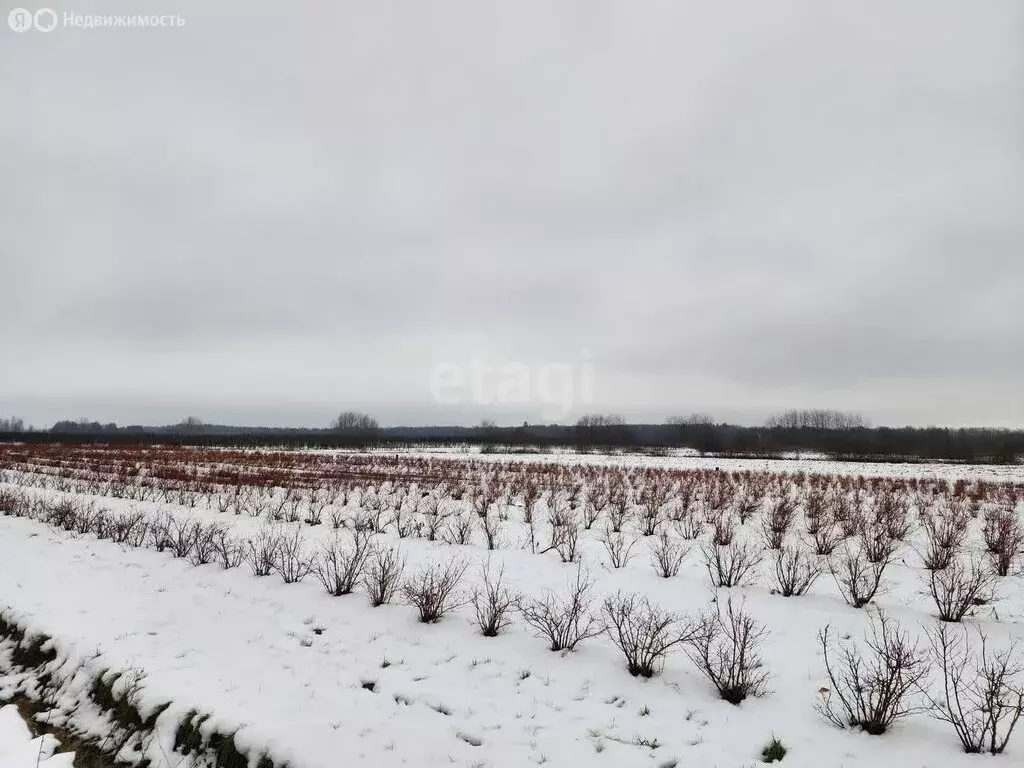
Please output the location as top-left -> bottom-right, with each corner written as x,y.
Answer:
8,7 -> 185,32
428,351 -> 595,421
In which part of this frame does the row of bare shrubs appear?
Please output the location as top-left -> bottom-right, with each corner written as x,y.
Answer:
10,487 -> 1018,625
5,486 -> 775,704
7,462 -> 1021,592
819,610 -> 1024,753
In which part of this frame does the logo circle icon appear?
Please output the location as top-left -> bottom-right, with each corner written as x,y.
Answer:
34,8 -> 57,32
8,8 -> 33,32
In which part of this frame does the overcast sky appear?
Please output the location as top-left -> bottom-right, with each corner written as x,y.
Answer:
2,0 -> 1022,429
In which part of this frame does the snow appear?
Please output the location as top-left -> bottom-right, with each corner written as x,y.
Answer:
0,455 -> 1021,768
0,706 -> 73,768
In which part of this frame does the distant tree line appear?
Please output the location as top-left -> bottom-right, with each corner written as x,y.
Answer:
0,416 -> 25,432
764,409 -> 870,430
0,410 -> 1019,464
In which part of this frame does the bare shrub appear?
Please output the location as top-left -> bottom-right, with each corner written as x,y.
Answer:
818,612 -> 929,734
761,497 -> 797,550
637,478 -> 674,536
469,560 -> 517,636
479,509 -> 504,550
919,504 -> 969,571
860,526 -> 897,565
245,527 -> 282,577
600,525 -> 637,569
46,497 -> 79,531
443,511 -> 475,546
419,493 -> 452,542
811,518 -> 844,556
675,511 -> 703,540
552,516 -> 582,563
518,566 -> 603,652
403,558 -> 469,623
363,545 -> 406,606
711,513 -> 736,546
74,503 -> 100,535
607,485 -> 632,533
924,623 -> 1024,754
830,542 -> 890,608
702,539 -> 764,588
774,544 -> 823,597
0,489 -> 22,516
838,506 -> 865,538
213,529 -> 245,569
919,533 -> 959,572
273,526 -> 313,583
315,528 -> 373,596
124,516 -> 150,548
685,597 -> 770,704
984,511 -> 1024,577
649,529 -> 690,578
734,487 -> 762,525
327,507 -> 347,531
926,557 -> 996,623
148,512 -> 172,552
603,592 -> 695,677
188,521 -> 222,566
110,510 -> 147,545
168,516 -> 196,558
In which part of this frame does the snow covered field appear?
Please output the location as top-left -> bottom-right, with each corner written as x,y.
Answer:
0,446 -> 1021,768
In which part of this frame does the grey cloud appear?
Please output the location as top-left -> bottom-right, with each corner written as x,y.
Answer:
1,0 -> 1022,428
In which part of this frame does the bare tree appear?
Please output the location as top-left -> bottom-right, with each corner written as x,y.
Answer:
685,597 -> 770,704
330,411 -> 379,433
765,409 -> 868,429
923,623 -> 1024,754
602,592 -> 696,677
818,612 -> 929,734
